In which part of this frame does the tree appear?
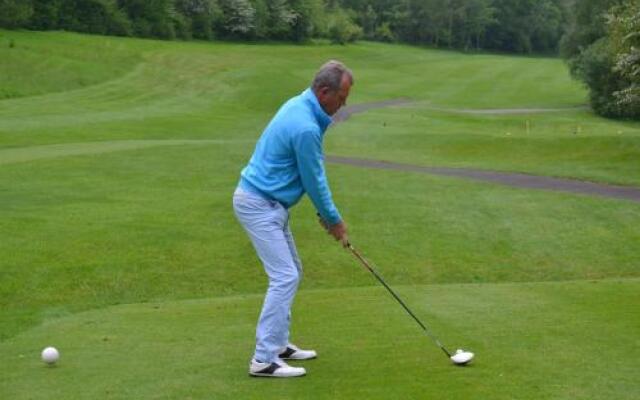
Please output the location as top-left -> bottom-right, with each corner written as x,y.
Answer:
560,0 -> 638,118
175,0 -> 220,39
483,0 -> 565,53
57,0 -> 131,36
29,0 -> 62,30
251,0 -> 270,39
327,8 -> 362,44
218,0 -> 256,38
529,0 -> 563,52
288,0 -> 325,42
374,21 -> 394,42
118,0 -> 177,39
466,0 -> 497,49
358,4 -> 376,39
0,0 -> 34,28
560,0 -> 621,59
266,0 -> 296,39
609,1 -> 640,114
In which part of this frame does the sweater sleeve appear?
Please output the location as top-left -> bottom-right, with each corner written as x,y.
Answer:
292,128 -> 342,225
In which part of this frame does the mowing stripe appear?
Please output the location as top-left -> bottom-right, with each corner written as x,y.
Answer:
0,139 -> 251,165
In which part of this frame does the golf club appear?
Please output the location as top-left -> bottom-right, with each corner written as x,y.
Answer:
347,243 -> 474,366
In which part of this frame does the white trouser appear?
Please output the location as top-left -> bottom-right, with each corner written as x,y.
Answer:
233,188 -> 302,363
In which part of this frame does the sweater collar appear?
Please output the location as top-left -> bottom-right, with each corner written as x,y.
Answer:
302,88 -> 333,133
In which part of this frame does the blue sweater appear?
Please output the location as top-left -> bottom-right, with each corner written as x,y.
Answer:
239,88 -> 342,225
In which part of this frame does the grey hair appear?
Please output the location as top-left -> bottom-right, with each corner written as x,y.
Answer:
312,60 -> 354,92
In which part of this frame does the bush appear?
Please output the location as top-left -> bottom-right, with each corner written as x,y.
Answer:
572,38 -> 635,118
327,9 -> 361,45
564,1 -> 640,119
374,22 -> 394,42
609,2 -> 640,117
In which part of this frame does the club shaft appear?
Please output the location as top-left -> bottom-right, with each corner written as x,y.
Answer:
348,245 -> 452,358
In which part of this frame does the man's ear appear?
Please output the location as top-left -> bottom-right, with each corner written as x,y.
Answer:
318,86 -> 332,97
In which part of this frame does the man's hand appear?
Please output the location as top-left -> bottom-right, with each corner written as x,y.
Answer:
318,214 -> 349,247
329,221 -> 349,247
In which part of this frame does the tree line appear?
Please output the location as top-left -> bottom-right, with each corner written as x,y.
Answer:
1,0 -> 569,52
0,0 -> 358,43
341,0 -> 570,53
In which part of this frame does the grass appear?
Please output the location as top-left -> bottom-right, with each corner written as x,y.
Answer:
0,30 -> 639,399
2,280 -> 638,399
330,108 -> 640,186
0,31 -> 142,99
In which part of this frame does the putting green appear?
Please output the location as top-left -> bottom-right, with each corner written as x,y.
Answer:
2,279 -> 638,399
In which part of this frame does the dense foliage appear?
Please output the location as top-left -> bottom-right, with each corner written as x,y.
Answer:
0,0 -> 334,42
342,0 -> 569,53
561,0 -> 640,119
609,2 -> 640,115
1,0 -> 569,51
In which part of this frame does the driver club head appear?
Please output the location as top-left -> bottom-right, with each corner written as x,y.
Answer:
450,349 -> 474,366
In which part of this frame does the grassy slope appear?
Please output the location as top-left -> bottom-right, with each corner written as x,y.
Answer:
0,30 -> 639,399
0,31 -> 143,99
1,32 -> 638,184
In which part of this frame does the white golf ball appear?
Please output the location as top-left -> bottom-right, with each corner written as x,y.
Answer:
456,349 -> 464,354
41,347 -> 59,364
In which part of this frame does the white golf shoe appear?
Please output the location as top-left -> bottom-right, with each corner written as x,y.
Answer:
278,343 -> 317,360
249,358 -> 306,378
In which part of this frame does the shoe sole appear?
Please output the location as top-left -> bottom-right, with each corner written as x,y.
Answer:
279,355 -> 317,360
249,372 -> 306,378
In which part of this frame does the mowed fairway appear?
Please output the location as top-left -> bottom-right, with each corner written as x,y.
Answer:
1,30 -> 639,399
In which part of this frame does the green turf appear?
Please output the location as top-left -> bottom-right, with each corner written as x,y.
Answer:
330,108 -> 640,186
0,31 -> 143,99
1,30 -> 639,399
2,280 -> 638,399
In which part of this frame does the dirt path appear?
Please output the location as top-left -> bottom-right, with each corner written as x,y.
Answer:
329,100 -> 640,203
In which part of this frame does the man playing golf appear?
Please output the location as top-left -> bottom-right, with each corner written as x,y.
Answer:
233,60 -> 352,378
